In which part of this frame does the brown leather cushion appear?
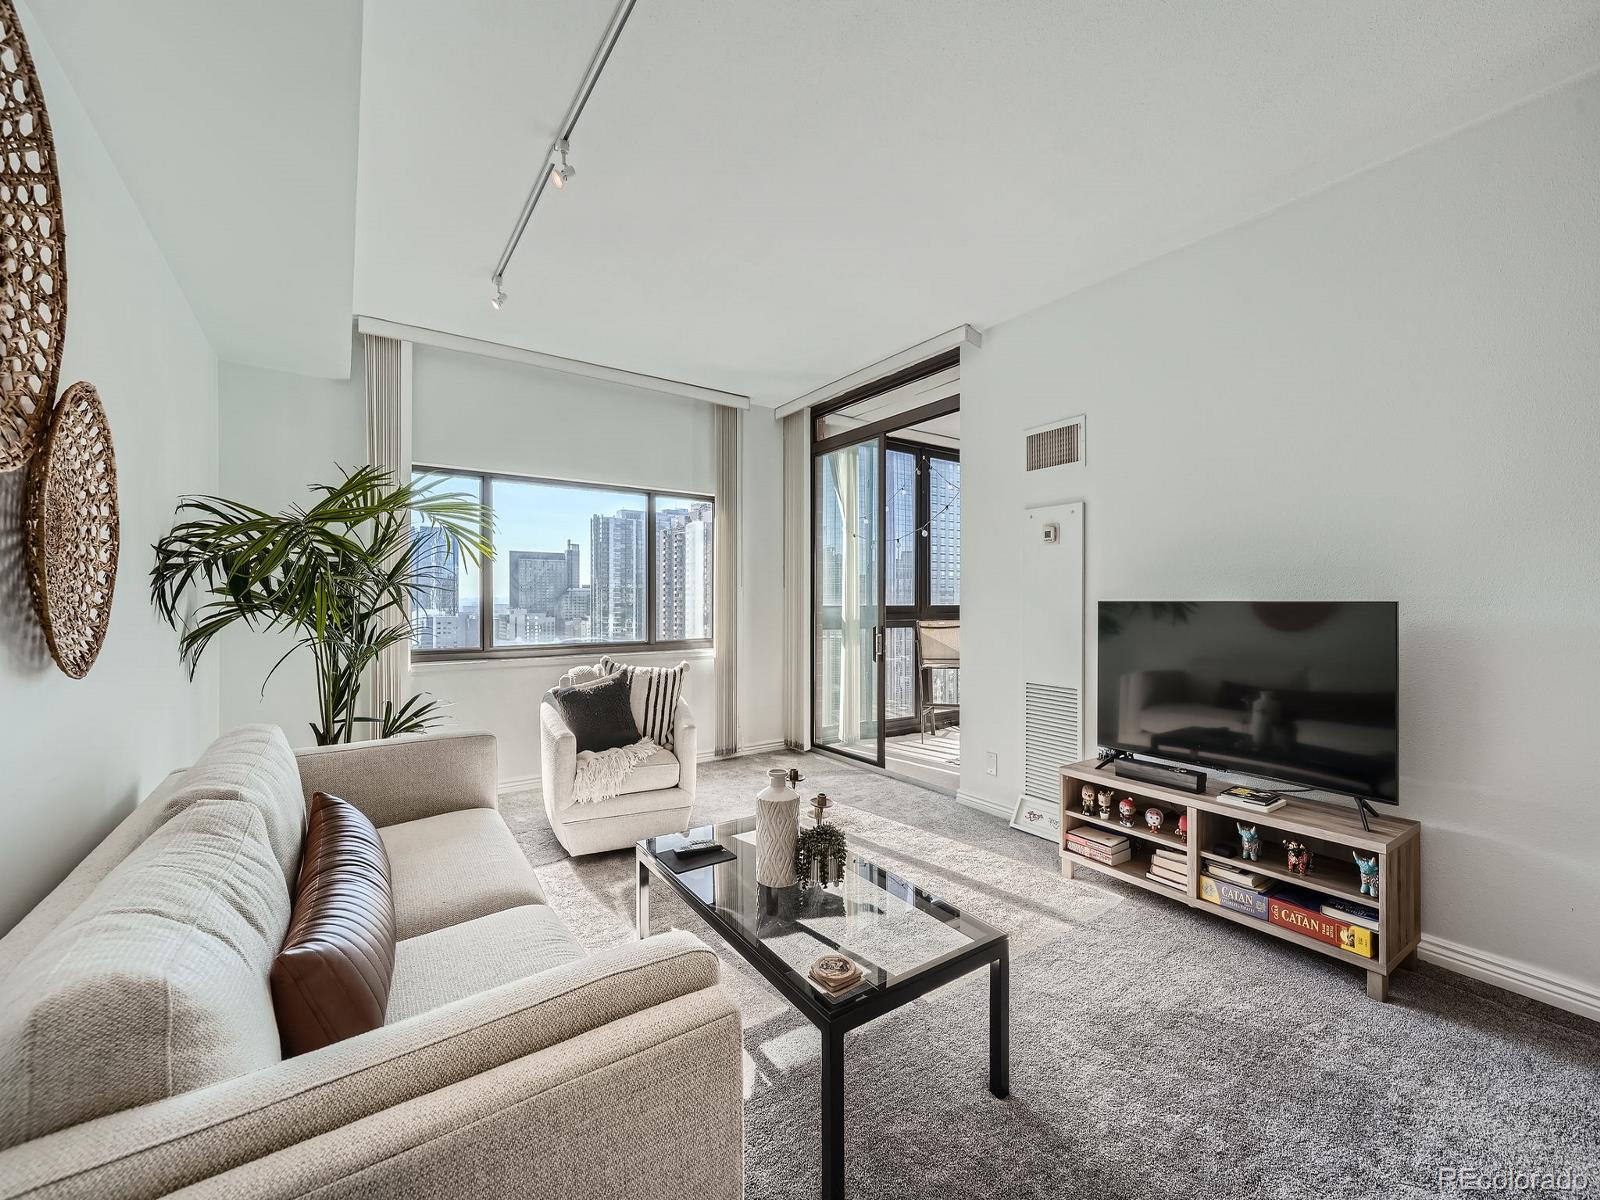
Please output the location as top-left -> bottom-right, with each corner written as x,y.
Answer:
270,792 -> 397,1056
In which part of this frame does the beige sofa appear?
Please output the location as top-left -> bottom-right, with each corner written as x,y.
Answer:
540,681 -> 695,856
0,725 -> 743,1200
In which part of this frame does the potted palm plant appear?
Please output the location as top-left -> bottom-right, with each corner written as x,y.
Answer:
151,466 -> 492,745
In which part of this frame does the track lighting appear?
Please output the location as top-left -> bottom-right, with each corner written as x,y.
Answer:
549,139 -> 575,190
490,277 -> 507,310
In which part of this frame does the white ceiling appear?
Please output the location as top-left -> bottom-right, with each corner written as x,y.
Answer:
23,0 -> 362,377
24,1 -> 1600,394
355,0 -> 1600,403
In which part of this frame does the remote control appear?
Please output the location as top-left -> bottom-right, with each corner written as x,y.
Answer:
677,839 -> 723,855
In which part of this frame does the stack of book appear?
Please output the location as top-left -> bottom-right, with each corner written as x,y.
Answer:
1206,860 -> 1272,890
1145,847 -> 1188,890
1320,895 -> 1380,931
1065,826 -> 1130,866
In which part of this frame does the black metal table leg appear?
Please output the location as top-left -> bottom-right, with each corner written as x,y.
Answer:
821,1025 -> 845,1200
990,946 -> 1010,1099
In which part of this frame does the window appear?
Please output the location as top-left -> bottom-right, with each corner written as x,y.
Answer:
410,468 -> 713,657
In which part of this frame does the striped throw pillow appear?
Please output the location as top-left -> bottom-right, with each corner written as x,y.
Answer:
599,656 -> 688,750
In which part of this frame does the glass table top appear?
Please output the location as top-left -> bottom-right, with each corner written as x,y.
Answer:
641,816 -> 1004,1011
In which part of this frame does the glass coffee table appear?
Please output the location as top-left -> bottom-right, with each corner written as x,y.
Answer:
637,816 -> 1009,1200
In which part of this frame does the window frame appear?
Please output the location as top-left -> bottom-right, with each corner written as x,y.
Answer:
410,464 -> 715,663
882,437 -> 960,737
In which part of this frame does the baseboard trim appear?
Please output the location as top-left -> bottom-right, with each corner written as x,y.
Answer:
1417,934 -> 1600,1024
497,773 -> 541,797
955,789 -> 1014,820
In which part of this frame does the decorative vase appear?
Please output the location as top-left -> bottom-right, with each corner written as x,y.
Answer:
755,767 -> 800,887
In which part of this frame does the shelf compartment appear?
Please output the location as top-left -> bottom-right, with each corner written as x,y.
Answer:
1201,894 -> 1387,973
1199,851 -> 1373,904
1064,808 -> 1190,852
1060,848 -> 1192,900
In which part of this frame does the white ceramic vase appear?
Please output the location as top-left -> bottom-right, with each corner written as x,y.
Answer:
754,767 -> 800,887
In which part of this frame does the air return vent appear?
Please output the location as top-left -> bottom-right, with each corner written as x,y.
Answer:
1023,683 -> 1081,802
1025,417 -> 1084,471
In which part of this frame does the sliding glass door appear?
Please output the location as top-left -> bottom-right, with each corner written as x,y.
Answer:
813,439 -> 883,764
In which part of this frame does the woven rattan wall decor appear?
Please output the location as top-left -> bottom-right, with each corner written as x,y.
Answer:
0,0 -> 67,472
25,382 -> 116,678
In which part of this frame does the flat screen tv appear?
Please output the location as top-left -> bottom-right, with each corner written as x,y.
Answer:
1097,601 -> 1399,804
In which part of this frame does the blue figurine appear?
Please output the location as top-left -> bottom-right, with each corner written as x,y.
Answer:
1237,823 -> 1261,862
1354,852 -> 1379,899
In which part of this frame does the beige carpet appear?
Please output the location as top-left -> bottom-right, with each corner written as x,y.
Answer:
502,750 -> 1600,1200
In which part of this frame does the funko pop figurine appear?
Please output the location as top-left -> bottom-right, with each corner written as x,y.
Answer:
1354,852 -> 1379,899
1144,807 -> 1165,834
1117,797 -> 1136,828
1080,783 -> 1097,815
1175,814 -> 1189,843
1097,788 -> 1115,821
1237,823 -> 1261,862
1285,840 -> 1312,876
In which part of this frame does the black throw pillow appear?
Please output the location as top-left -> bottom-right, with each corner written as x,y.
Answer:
554,673 -> 641,753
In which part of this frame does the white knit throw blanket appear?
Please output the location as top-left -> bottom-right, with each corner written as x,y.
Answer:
572,738 -> 660,804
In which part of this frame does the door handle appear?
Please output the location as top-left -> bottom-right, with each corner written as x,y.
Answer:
872,625 -> 884,663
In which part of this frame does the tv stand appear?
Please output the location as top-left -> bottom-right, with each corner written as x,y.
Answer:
1059,759 -> 1421,1001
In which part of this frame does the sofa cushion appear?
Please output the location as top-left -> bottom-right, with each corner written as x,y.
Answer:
0,799 -> 290,1148
271,793 -> 397,1057
161,724 -> 307,887
552,672 -> 641,753
379,809 -> 546,940
385,904 -> 587,1024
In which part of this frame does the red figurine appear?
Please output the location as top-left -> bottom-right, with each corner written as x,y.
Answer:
1176,814 -> 1189,843
1285,840 -> 1312,876
1117,797 -> 1136,828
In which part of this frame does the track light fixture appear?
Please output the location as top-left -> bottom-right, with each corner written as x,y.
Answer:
488,0 -> 638,308
549,139 -> 575,190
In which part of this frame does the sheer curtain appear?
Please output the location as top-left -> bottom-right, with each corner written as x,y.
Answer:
781,411 -> 810,748
362,333 -> 413,730
713,405 -> 742,756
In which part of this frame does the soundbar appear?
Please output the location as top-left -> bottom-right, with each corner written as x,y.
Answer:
1113,757 -> 1207,794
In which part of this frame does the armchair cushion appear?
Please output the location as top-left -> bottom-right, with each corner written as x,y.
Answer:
551,674 -> 640,753
599,656 -> 688,749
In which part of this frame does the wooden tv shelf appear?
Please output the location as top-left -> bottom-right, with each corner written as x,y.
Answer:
1059,760 -> 1421,1000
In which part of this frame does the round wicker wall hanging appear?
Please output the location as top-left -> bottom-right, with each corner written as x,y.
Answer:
26,382 -> 116,678
0,1 -> 67,472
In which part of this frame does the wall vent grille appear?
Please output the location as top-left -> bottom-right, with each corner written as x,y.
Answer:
1023,683 -> 1080,801
1025,417 -> 1084,471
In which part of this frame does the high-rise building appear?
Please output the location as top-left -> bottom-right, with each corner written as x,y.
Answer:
508,543 -> 578,616
655,503 -> 714,641
410,526 -> 459,615
591,509 -> 646,641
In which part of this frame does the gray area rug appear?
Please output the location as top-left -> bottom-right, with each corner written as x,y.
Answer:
501,751 -> 1600,1199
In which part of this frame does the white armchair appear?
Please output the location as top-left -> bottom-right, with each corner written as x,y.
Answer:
540,689 -> 696,856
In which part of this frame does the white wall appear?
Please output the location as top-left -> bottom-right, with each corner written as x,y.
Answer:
216,349 -> 366,744
959,71 -> 1600,1009
0,5 -> 219,931
216,341 -> 785,784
